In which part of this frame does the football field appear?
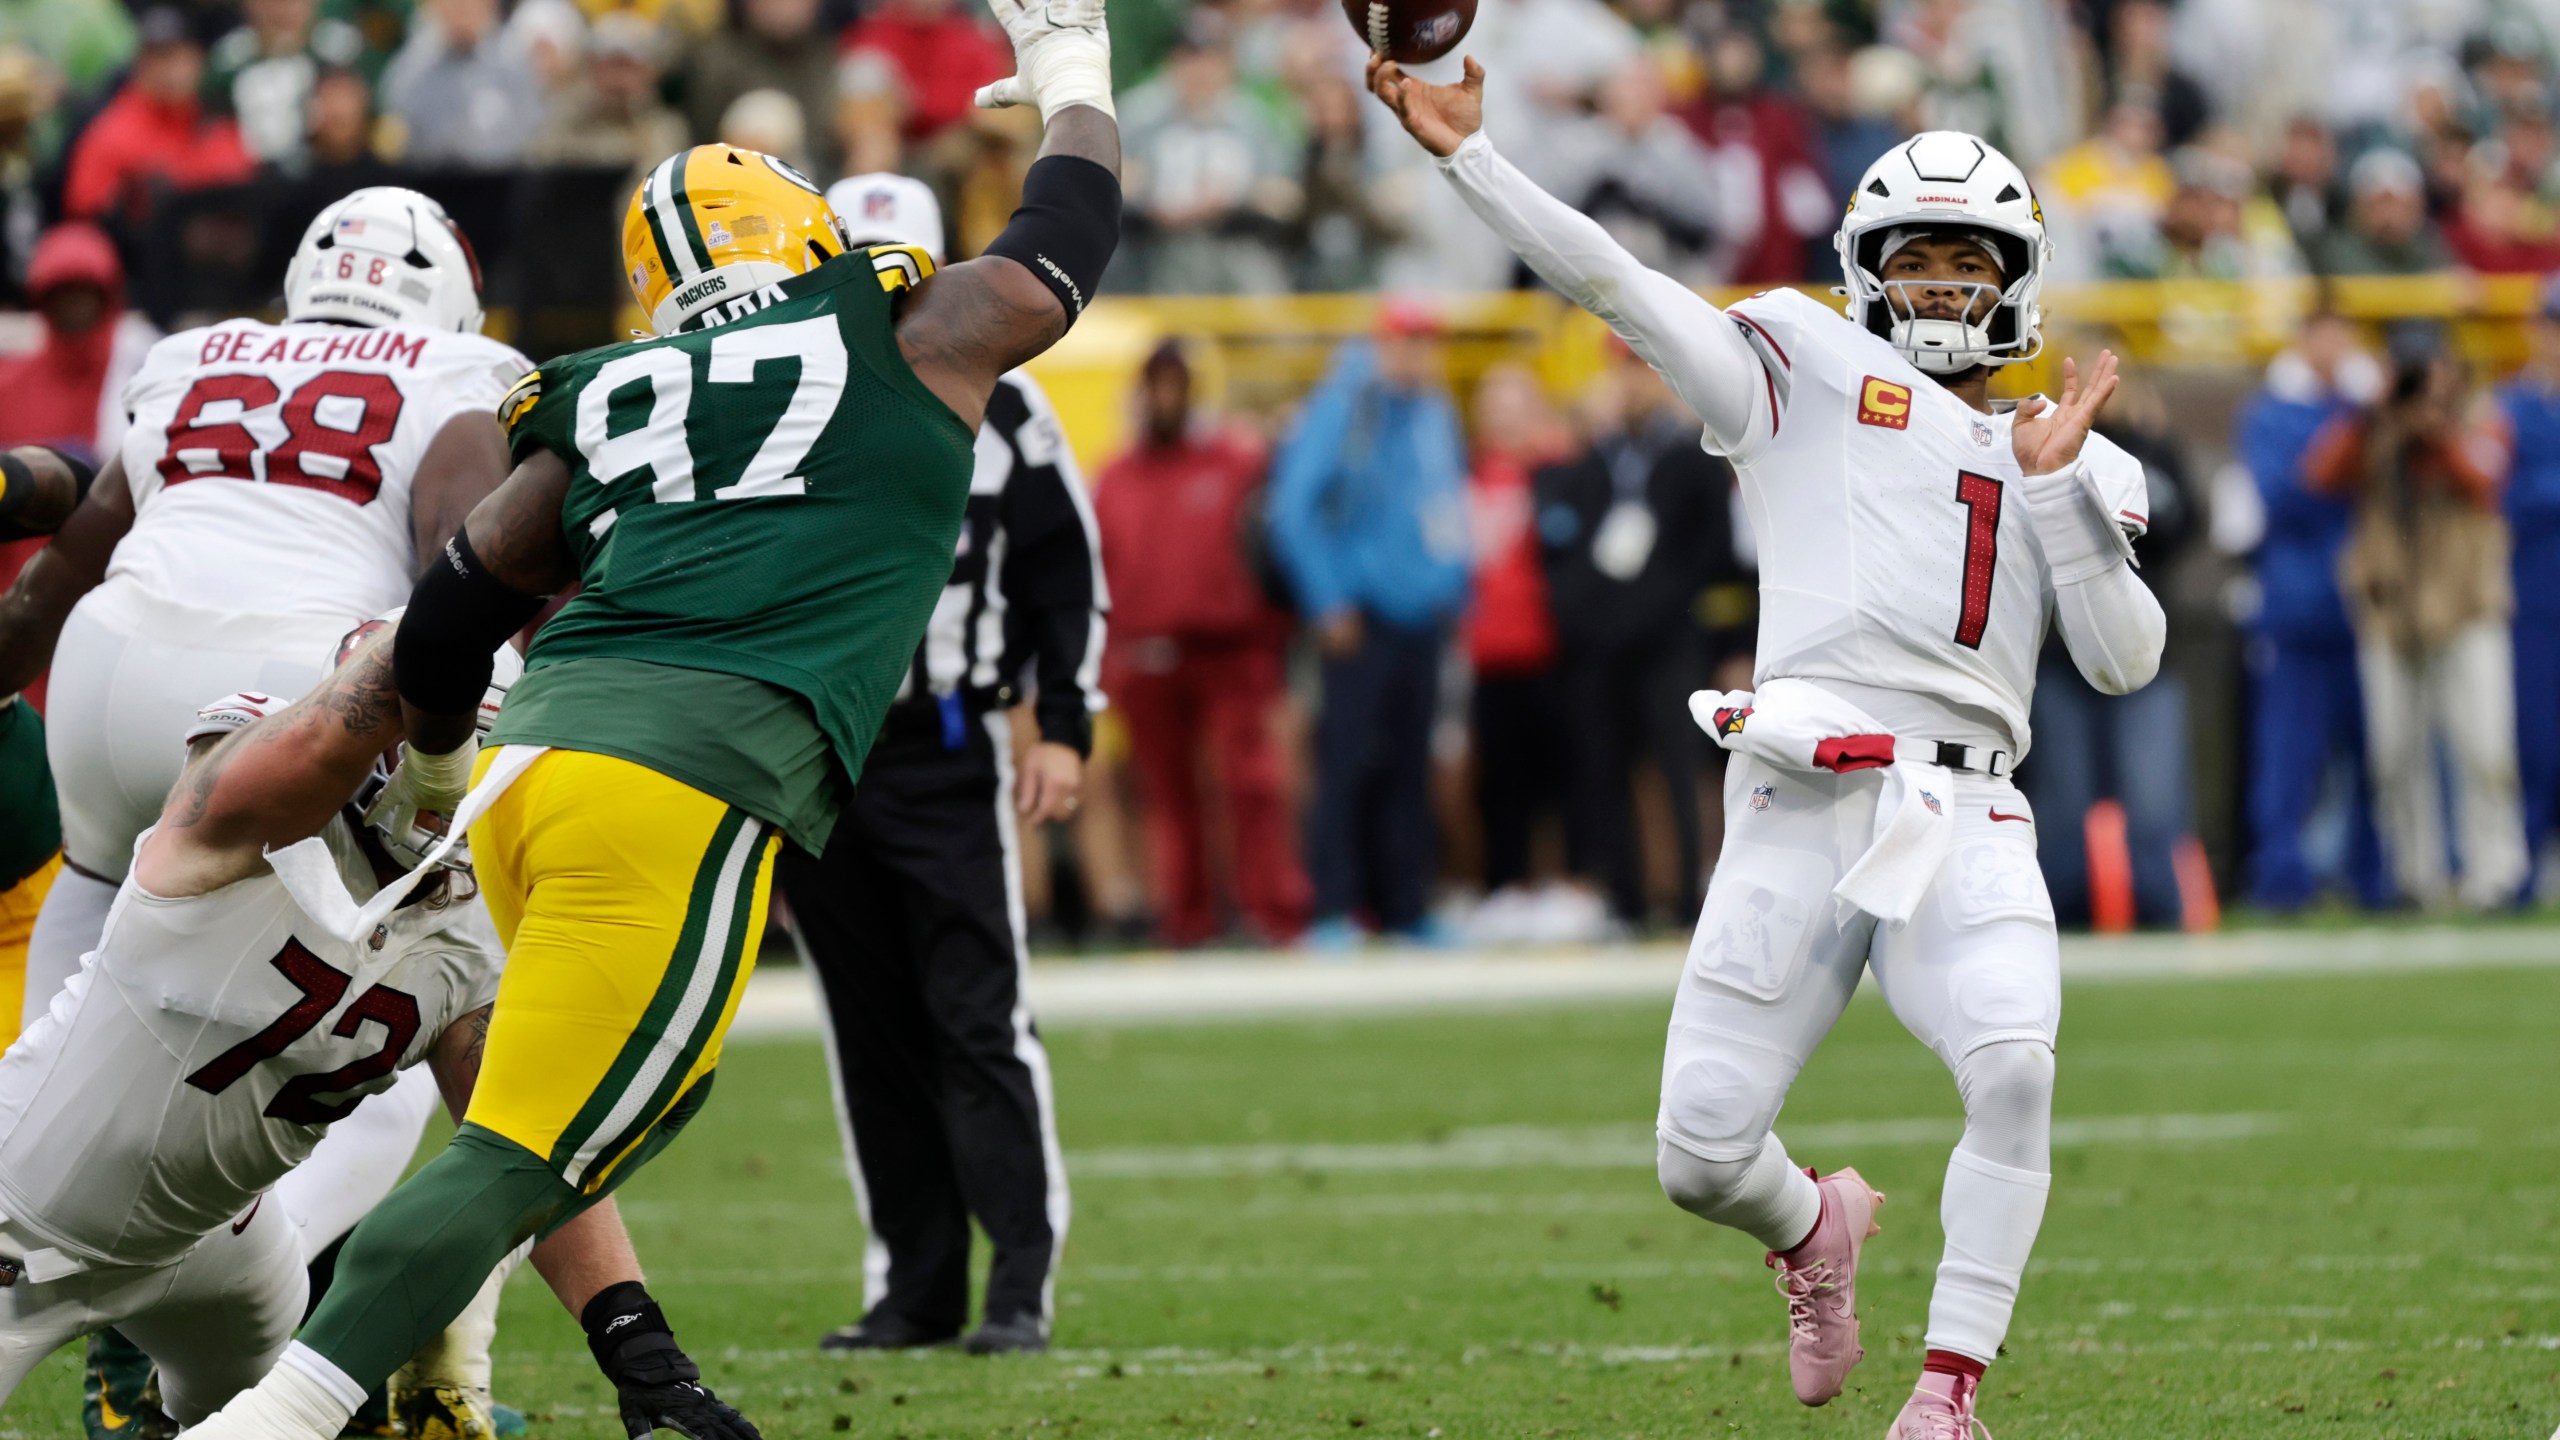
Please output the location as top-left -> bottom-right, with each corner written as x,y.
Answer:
8,938 -> 2559,1439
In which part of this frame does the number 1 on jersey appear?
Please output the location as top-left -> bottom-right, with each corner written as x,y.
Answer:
1952,471 -> 2003,650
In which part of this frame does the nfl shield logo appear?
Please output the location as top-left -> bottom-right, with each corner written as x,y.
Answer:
1920,789 -> 1943,816
1970,418 -> 1994,447
1749,783 -> 1774,812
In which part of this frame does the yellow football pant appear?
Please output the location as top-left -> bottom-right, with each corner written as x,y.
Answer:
0,853 -> 60,1042
464,747 -> 777,1194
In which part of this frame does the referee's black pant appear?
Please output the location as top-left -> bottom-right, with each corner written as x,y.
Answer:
778,706 -> 1066,1337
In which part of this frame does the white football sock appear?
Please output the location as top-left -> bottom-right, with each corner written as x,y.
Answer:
1924,1145 -> 2051,1364
1657,1133 -> 1823,1252
183,1343 -> 360,1440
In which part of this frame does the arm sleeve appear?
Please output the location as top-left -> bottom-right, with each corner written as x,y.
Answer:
2025,448 -> 2166,696
1434,132 -> 1770,453
993,378 -> 1108,755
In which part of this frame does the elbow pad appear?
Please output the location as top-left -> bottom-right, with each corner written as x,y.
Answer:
983,154 -> 1121,325
394,531 -> 545,717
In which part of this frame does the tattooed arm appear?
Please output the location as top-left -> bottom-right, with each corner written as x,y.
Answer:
428,1003 -> 494,1120
132,622 -> 413,898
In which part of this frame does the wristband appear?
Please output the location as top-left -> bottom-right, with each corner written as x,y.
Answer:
582,1281 -> 701,1386
397,736 -> 477,799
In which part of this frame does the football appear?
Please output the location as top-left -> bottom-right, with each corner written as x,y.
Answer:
1343,0 -> 1476,65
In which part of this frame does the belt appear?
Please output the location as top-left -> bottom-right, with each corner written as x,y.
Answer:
1894,738 -> 2011,777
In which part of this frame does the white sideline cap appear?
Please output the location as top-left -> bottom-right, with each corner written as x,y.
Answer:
826,173 -> 945,265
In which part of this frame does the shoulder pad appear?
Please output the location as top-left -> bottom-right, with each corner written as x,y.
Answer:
869,244 -> 936,293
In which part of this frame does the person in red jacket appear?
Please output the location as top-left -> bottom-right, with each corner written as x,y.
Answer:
840,0 -> 1011,150
62,7 -> 255,225
1094,340 -> 1310,946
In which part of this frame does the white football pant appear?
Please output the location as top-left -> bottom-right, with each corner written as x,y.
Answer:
1656,753 -> 2059,1364
0,1199 -> 303,1424
2357,619 -> 2530,910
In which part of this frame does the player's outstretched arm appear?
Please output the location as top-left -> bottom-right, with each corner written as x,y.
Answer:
392,449 -> 572,765
0,450 -> 131,695
136,622 -> 411,897
1367,55 -> 1766,448
897,0 -> 1121,428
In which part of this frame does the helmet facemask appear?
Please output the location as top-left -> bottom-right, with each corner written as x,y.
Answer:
1854,225 -> 2041,375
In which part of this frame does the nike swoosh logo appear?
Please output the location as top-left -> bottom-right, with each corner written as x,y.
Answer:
1988,810 -> 2032,824
232,1195 -> 262,1235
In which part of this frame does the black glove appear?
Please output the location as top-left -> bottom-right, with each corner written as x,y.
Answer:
583,1282 -> 762,1440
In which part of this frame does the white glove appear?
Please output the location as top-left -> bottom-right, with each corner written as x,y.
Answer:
974,0 -> 1115,122
363,737 -> 478,865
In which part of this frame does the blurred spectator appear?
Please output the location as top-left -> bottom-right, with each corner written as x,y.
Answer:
1461,363 -> 1576,940
1093,340 -> 1311,946
2444,108 -> 2560,274
529,12 -> 685,175
683,0 -> 841,179
205,0 -> 368,168
1551,53 -> 1723,288
1286,66 -> 1399,292
63,8 -> 255,224
2096,0 -> 2208,147
2306,331 -> 2529,910
503,0 -> 587,97
568,0 -> 721,40
0,222 -> 157,633
299,64 -> 393,183
719,88 -> 812,175
2039,98 -> 2172,282
0,48 -> 48,305
2020,376 -> 2202,928
1799,44 -> 1908,274
380,0 -> 544,168
1677,32 -> 1832,285
839,0 -> 1009,164
1536,343 -> 1722,929
0,0 -> 134,98
1120,17 -> 1291,294
2495,284 -> 2560,890
2107,145 -> 2302,281
2226,310 -> 2391,911
2314,148 -> 2451,276
1269,305 -> 1471,946
2268,115 -> 2344,257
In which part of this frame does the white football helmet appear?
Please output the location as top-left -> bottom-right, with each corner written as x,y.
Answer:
1834,131 -> 2049,374
284,187 -> 487,334
334,609 -> 524,872
825,172 -> 946,264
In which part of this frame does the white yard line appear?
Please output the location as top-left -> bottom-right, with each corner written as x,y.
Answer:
730,926 -> 2560,1037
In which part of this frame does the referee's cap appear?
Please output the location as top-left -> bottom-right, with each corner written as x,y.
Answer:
826,173 -> 945,266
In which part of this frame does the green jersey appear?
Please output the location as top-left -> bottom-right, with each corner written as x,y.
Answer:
0,697 -> 57,888
490,246 -> 974,850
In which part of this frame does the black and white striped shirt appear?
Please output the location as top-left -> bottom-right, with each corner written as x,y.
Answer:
891,370 -> 1108,754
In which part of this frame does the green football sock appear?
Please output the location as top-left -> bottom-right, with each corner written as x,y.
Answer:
296,1126 -> 578,1389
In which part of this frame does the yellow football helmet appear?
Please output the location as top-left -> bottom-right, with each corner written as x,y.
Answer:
623,145 -> 848,334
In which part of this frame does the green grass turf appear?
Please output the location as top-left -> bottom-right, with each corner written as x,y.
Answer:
7,961 -> 2559,1438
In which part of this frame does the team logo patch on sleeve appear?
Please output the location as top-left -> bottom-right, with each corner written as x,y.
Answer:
1713,704 -> 1752,738
1858,376 -> 1912,429
498,369 -> 543,432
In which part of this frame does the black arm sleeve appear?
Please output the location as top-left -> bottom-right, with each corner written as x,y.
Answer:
982,154 -> 1122,325
394,530 -> 546,717
991,379 -> 1106,756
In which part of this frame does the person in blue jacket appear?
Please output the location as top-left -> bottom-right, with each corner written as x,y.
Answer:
2231,310 -> 2392,910
1268,302 -> 1473,946
2495,280 -> 2560,891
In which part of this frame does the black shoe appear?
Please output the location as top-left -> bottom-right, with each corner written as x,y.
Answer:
818,1312 -> 960,1352
961,1316 -> 1049,1356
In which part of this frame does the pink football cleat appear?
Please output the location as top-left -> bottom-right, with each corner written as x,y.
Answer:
1765,1166 -> 1884,1406
1884,1368 -> 1990,1439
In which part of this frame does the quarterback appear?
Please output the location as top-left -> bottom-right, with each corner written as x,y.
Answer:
0,620 -> 750,1438
187,0 -> 1123,1430
1371,56 -> 2164,1439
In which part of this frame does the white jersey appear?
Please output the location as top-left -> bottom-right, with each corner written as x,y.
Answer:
111,320 -> 530,622
1715,287 -> 2149,759
0,820 -> 501,1272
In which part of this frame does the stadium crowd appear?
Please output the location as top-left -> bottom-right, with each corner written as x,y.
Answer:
2,0 -> 2560,946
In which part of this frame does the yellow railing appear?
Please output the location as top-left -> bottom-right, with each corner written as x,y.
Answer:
1024,274 -> 2554,473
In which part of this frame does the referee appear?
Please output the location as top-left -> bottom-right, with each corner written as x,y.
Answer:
792,175 -> 1106,1357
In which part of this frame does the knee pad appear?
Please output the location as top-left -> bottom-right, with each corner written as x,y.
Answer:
1953,1039 -> 2055,1171
1658,1034 -> 1791,1161
1656,1141 -> 1756,1215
